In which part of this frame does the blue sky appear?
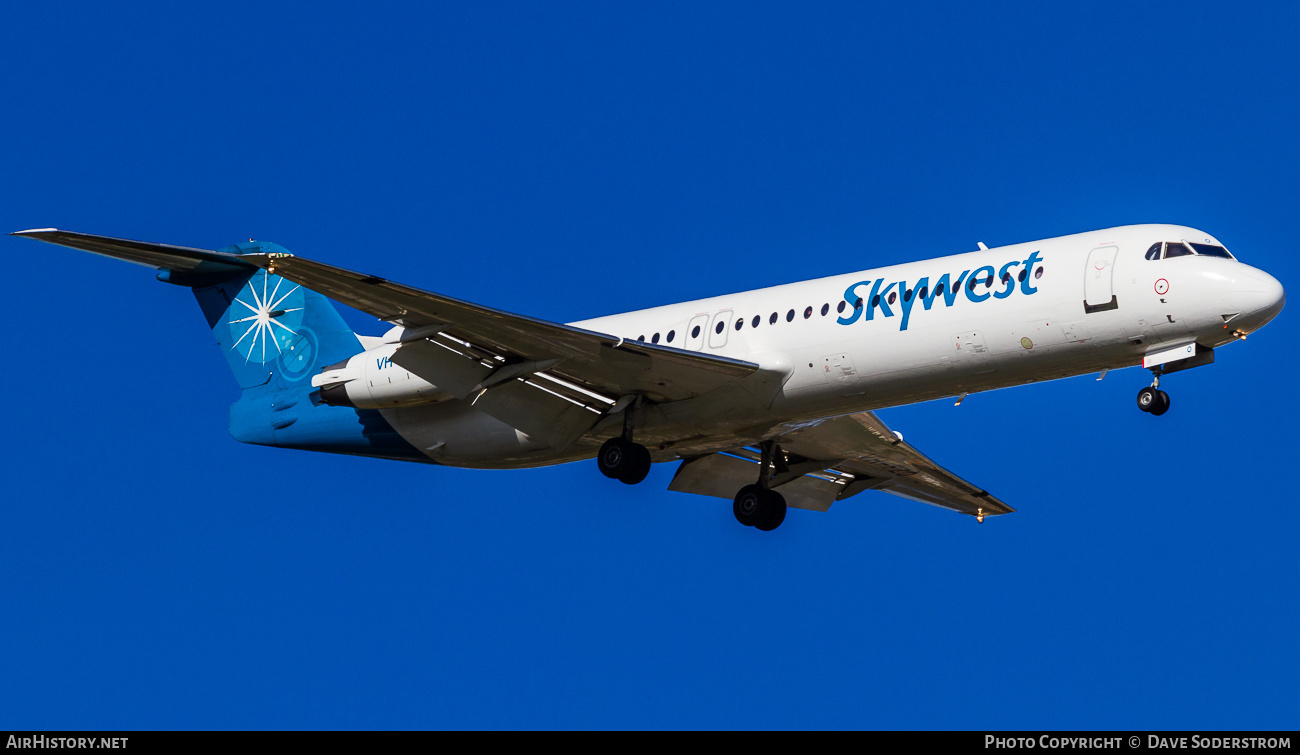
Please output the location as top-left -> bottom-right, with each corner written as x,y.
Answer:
2,2 -> 1297,729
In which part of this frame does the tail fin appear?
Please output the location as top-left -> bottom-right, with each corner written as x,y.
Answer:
191,241 -> 361,393
11,230 -> 362,394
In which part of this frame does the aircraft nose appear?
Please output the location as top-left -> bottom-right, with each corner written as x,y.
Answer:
1229,266 -> 1286,332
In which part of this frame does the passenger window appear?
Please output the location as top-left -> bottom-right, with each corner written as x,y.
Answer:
652,333 -> 660,344
714,321 -> 724,335
1164,242 -> 1192,258
667,330 -> 675,343
735,318 -> 743,331
803,306 -> 812,319
820,303 -> 829,316
769,312 -> 778,325
752,315 -> 760,328
836,301 -> 846,314
691,325 -> 701,338
786,309 -> 795,322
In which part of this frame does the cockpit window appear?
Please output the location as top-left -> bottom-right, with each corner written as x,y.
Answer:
1189,243 -> 1233,259
1148,240 -> 1236,260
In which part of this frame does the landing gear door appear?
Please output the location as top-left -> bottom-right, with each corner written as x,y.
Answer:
1083,245 -> 1119,313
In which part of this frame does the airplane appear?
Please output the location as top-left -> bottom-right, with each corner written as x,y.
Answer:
12,224 -> 1285,531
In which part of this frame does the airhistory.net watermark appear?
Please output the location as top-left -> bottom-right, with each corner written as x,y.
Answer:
6,736 -> 127,749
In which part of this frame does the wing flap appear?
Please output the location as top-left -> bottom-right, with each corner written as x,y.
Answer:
776,412 -> 1012,516
668,453 -> 842,512
471,378 -> 604,449
669,411 -> 1013,518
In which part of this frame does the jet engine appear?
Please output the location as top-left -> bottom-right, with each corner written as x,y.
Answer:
312,341 -> 446,409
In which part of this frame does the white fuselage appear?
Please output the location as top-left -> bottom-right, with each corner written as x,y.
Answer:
377,224 -> 1285,467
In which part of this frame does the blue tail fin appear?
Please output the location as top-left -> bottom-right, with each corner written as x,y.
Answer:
190,242 -> 423,460
190,241 -> 362,395
11,229 -> 424,461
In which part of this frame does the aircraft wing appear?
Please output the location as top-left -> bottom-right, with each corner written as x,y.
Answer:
11,229 -> 758,404
669,411 -> 1015,518
14,229 -> 770,449
237,251 -> 760,404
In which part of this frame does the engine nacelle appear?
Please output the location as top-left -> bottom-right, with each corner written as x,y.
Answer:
313,342 -> 443,409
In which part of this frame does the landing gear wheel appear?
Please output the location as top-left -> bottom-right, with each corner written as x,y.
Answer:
733,486 -> 787,530
1150,389 -> 1171,416
1136,387 -> 1159,413
733,484 -> 767,527
598,437 -> 651,483
618,443 -> 652,485
754,490 -> 787,532
597,437 -> 629,479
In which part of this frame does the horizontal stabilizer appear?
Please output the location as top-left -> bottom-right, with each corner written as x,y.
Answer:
11,228 -> 256,279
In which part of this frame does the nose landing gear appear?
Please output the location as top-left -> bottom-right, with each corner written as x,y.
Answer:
1136,372 -> 1171,416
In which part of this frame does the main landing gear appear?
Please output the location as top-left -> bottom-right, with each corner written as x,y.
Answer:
1136,371 -> 1171,416
733,441 -> 788,532
596,403 -> 652,485
594,405 -> 788,532
597,436 -> 652,485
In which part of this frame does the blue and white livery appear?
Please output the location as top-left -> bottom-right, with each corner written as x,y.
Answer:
13,225 -> 1284,531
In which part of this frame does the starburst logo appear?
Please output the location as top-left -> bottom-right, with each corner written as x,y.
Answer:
229,271 -> 304,365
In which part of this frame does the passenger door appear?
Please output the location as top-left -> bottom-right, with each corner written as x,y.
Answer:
1083,245 -> 1119,313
